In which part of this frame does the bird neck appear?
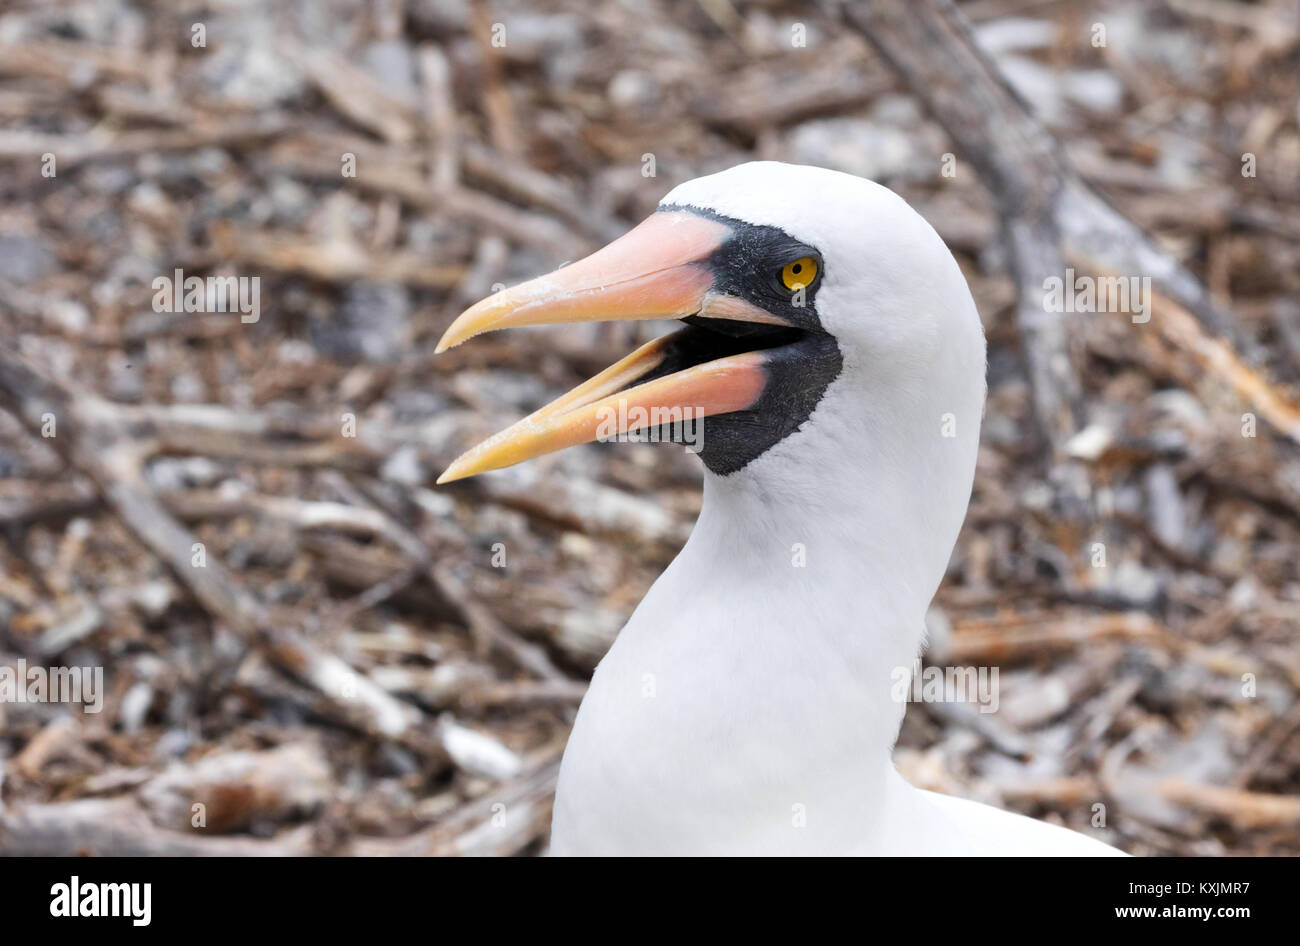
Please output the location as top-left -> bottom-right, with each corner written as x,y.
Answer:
682,439 -> 961,743
689,372 -> 979,661
554,392 -> 981,853
679,386 -> 980,754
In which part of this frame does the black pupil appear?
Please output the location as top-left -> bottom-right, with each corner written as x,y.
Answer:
792,263 -> 802,274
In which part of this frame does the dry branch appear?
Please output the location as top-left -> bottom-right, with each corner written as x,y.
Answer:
0,798 -> 315,857
844,0 -> 1247,457
0,348 -> 427,745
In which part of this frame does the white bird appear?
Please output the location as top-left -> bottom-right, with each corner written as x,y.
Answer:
436,162 -> 1125,856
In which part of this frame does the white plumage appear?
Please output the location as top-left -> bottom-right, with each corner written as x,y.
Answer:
547,163 -> 1123,856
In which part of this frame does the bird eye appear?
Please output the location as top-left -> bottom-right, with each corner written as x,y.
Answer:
780,256 -> 818,291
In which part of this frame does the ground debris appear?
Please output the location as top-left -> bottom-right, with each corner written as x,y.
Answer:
1,0 -> 1297,856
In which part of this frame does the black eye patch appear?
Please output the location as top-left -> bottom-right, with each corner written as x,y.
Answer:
652,203 -> 841,477
659,203 -> 825,331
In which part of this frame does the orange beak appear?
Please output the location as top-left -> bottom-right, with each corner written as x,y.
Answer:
435,210 -> 788,484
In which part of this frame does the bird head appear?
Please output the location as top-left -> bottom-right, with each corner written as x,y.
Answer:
435,162 -> 986,496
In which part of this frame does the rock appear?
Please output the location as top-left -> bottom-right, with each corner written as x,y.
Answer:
0,234 -> 56,283
1111,558 -> 1163,607
608,69 -> 660,108
360,40 -> 418,104
200,33 -> 305,108
1063,69 -> 1125,114
993,55 -> 1066,124
119,682 -> 154,734
1143,463 -> 1186,550
380,445 -> 425,486
310,282 -> 411,364
1066,423 -> 1115,461
43,298 -> 90,334
788,117 -> 937,182
974,17 -> 1057,55
145,456 -> 224,491
139,744 -> 333,832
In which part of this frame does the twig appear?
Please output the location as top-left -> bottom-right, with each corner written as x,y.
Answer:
844,0 -> 1247,459
0,348 -> 427,745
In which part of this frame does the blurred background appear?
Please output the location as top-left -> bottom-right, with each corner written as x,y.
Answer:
0,0 -> 1298,856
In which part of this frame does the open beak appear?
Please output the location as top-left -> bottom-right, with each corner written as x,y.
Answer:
435,210 -> 792,484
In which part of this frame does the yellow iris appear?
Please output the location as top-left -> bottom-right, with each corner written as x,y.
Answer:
781,256 -> 818,291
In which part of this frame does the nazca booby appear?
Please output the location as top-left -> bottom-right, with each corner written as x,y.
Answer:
436,162 -> 1124,856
